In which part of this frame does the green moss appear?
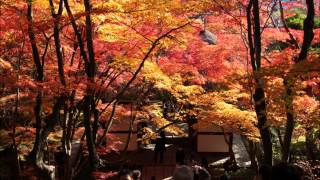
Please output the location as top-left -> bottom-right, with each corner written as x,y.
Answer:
316,18 -> 320,28
285,13 -> 320,30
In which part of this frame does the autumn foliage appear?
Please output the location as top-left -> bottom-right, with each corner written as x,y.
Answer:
0,0 -> 319,179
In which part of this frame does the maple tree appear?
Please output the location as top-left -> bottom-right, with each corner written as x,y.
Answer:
0,0 -> 319,179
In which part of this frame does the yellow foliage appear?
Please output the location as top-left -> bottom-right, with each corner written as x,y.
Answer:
109,55 -> 141,71
0,58 -> 12,71
294,95 -> 320,128
142,61 -> 204,102
33,0 -> 50,9
142,104 -> 186,136
137,127 -> 157,144
264,77 -> 287,126
190,91 -> 260,141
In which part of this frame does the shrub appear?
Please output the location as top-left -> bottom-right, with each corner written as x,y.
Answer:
285,13 -> 320,30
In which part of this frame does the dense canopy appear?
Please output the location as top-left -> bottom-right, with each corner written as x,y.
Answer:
0,0 -> 319,179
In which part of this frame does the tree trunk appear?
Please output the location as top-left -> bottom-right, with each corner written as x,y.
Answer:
253,87 -> 273,166
281,0 -> 315,162
27,0 -> 43,82
221,127 -> 236,164
62,100 -> 74,180
92,100 -> 99,143
63,0 -> 90,69
247,0 -> 273,166
83,94 -> 99,170
241,136 -> 258,171
27,0 -> 45,163
281,78 -> 294,162
84,0 -> 96,79
35,96 -> 65,179
297,0 -> 315,62
305,128 -> 316,162
278,0 -> 299,49
83,0 -> 99,171
49,0 -> 66,86
30,93 -> 43,160
122,104 -> 135,154
228,134 -> 236,164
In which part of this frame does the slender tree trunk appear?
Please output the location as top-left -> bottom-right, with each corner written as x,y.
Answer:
96,102 -> 117,146
84,0 -> 96,79
35,96 -> 65,179
278,0 -> 299,49
48,1 -> 72,177
92,100 -> 99,143
27,0 -> 43,82
49,0 -> 66,85
247,0 -> 273,166
62,0 -> 95,173
63,0 -> 89,64
221,127 -> 236,164
228,134 -> 236,164
297,0 -> 315,62
282,78 -> 295,162
62,91 -> 77,180
123,104 -> 135,154
83,95 -> 99,171
27,0 -> 45,163
305,128 -> 316,162
83,0 -> 99,171
281,0 -> 315,162
253,87 -> 273,166
30,93 -> 42,160
241,136 -> 258,171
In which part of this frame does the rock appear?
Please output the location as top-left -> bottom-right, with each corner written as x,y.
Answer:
199,30 -> 217,45
233,135 -> 251,167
